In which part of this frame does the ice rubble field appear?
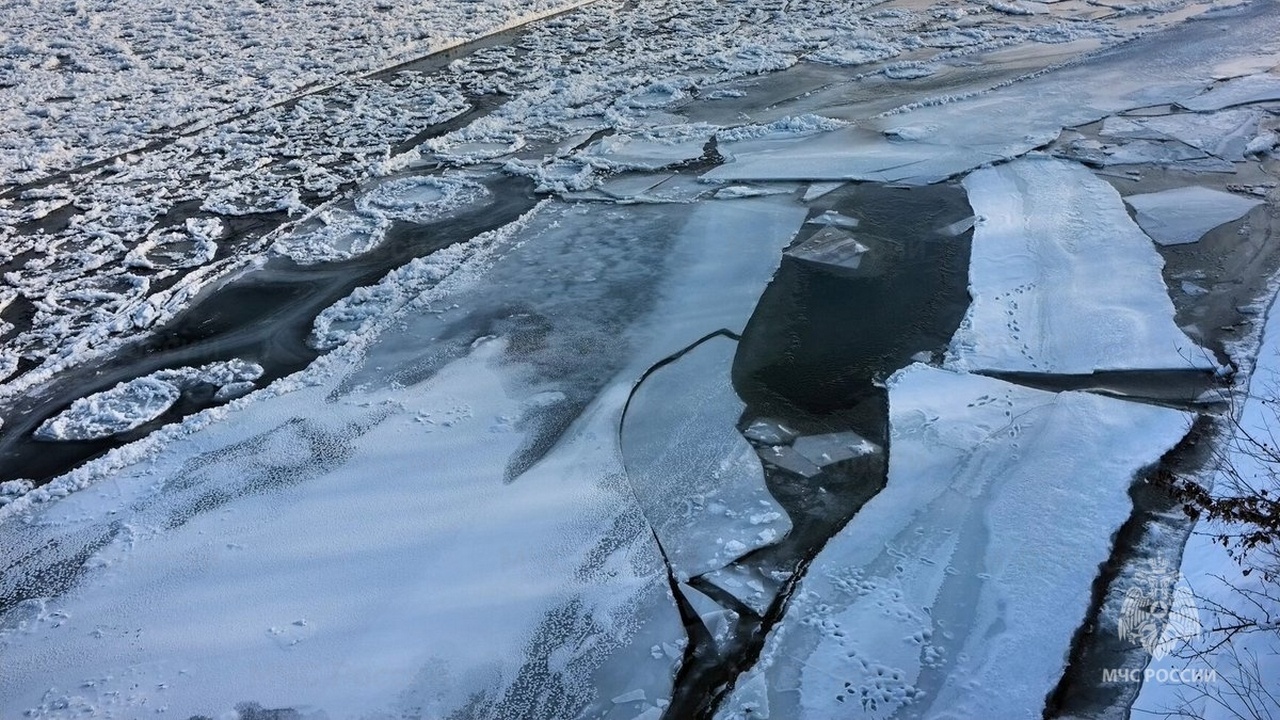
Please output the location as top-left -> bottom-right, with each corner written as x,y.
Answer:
0,0 -> 1212,404
1,0 -> 1280,716
0,0 -> 586,186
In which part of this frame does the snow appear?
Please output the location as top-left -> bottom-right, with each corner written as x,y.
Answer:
33,376 -> 181,442
717,364 -> 1194,719
1124,186 -> 1264,246
32,359 -> 264,442
622,336 -> 792,581
946,156 -> 1215,374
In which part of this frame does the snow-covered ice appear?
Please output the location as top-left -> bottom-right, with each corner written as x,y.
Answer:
1124,185 -> 1264,246
946,157 -> 1215,374
717,364 -> 1194,719
33,376 -> 181,442
622,336 -> 792,581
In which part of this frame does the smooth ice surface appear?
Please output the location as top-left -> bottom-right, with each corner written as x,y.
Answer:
784,227 -> 871,274
757,446 -> 823,479
33,377 -> 180,441
946,157 -> 1215,374
791,431 -> 879,468
1124,185 -> 1264,246
718,364 -> 1194,720
624,336 -> 791,581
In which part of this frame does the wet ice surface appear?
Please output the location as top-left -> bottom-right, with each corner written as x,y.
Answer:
717,365 -> 1194,720
946,156 -> 1215,374
1124,185 -> 1265,246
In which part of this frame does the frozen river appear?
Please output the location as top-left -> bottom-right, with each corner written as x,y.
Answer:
1,0 -> 1279,717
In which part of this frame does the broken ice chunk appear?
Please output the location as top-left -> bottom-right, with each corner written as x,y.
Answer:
621,336 -> 792,580
784,227 -> 871,275
679,583 -> 741,651
580,125 -> 715,171
805,210 -> 859,229
34,377 -> 181,441
792,431 -> 880,468
714,184 -> 795,199
801,181 -> 845,202
757,445 -> 823,478
1132,109 -> 1263,162
1179,74 -> 1280,112
937,215 -> 977,237
214,381 -> 258,402
1124,186 -> 1263,246
698,563 -> 781,616
1055,137 -> 1212,167
743,418 -> 799,445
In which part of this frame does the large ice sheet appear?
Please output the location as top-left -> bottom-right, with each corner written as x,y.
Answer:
1124,186 -> 1264,246
0,196 -> 807,719
717,364 -> 1194,720
946,157 -> 1215,374
622,336 -> 791,581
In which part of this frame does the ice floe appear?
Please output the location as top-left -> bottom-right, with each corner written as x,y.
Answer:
946,156 -> 1215,374
622,336 -> 792,581
1179,73 -> 1280,112
33,376 -> 181,442
1124,185 -> 1264,246
717,364 -> 1194,719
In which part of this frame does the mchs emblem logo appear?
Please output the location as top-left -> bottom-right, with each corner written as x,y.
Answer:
1117,558 -> 1202,660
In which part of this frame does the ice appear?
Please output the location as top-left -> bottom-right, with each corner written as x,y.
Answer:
1107,108 -> 1264,161
680,582 -> 741,651
699,563 -> 783,617
0,195 -> 806,718
717,364 -> 1194,720
33,377 -> 180,442
622,336 -> 792,581
1133,277 -> 1280,720
703,14 -> 1280,186
946,157 -> 1215,374
801,182 -> 845,202
783,227 -> 872,275
1179,73 -> 1280,112
579,125 -> 716,171
805,210 -> 860,229
1124,186 -> 1264,246
32,359 -> 264,442
743,418 -> 799,445
791,431 -> 879,468
1054,137 -> 1221,168
757,446 -> 823,479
